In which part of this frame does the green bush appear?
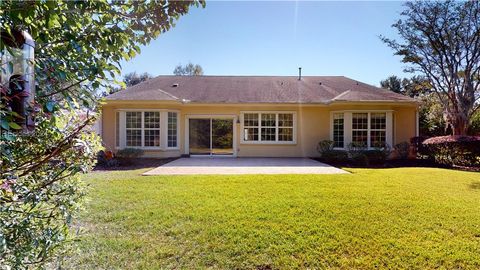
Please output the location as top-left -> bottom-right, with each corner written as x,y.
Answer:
394,142 -> 410,159
317,140 -> 334,155
351,153 -> 369,167
423,136 -> 480,167
321,150 -> 349,164
116,148 -> 144,159
363,150 -> 388,165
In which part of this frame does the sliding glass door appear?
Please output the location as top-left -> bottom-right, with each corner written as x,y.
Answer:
189,118 -> 234,156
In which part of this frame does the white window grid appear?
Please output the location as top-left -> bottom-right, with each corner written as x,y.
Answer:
117,110 -> 179,150
125,112 -> 142,147
168,112 -> 178,148
332,113 -> 344,148
241,112 -> 296,144
370,113 -> 386,147
352,113 -> 368,147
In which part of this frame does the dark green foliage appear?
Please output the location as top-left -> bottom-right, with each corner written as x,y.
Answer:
394,142 -> 410,159
115,148 -> 145,166
410,136 -> 430,158
116,148 -> 144,159
1,0 -> 203,268
423,136 -> 480,167
381,1 -> 480,135
380,75 -> 431,98
362,150 -> 388,165
173,62 -> 204,76
124,72 -> 153,87
97,150 -> 119,168
320,150 -> 349,164
316,140 -> 334,155
350,153 -> 369,167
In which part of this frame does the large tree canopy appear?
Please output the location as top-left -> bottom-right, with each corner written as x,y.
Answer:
0,0 -> 204,268
124,72 -> 153,87
173,62 -> 204,76
381,1 -> 480,135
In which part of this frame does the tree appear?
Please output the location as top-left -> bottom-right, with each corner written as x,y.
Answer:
380,75 -> 431,98
380,75 -> 403,94
0,0 -> 204,268
381,1 -> 480,135
173,62 -> 204,76
124,72 -> 153,87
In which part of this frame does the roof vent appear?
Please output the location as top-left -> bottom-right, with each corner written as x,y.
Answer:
319,82 -> 322,85
172,83 -> 179,87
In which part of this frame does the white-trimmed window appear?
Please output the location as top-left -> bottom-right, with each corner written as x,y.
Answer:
352,113 -> 368,147
370,113 -> 386,147
143,112 -> 160,147
126,112 -> 142,147
331,111 -> 392,149
167,112 -> 178,148
115,111 -> 120,148
332,113 -> 344,148
116,110 -> 179,150
241,112 -> 296,144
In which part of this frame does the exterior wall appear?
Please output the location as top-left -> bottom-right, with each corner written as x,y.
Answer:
101,102 -> 418,158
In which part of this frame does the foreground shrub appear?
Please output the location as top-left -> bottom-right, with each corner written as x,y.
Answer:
115,148 -> 145,166
116,148 -> 144,159
363,149 -> 389,165
410,136 -> 430,158
423,136 -> 480,167
317,140 -> 334,154
394,142 -> 410,159
1,114 -> 102,267
321,150 -> 349,164
97,150 -> 119,167
347,142 -> 391,166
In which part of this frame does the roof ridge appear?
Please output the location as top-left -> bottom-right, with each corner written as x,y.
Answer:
332,90 -> 351,101
155,88 -> 179,100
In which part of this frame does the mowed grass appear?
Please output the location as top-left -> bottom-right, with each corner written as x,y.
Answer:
67,168 -> 480,269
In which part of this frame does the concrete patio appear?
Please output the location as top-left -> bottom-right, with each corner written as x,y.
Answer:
143,157 -> 348,175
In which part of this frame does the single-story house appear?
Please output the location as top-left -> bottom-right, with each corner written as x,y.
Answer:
100,75 -> 418,158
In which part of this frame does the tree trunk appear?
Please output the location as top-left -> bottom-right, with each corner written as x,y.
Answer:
448,112 -> 469,135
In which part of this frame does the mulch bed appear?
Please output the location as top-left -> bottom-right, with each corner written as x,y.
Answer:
313,158 -> 480,172
94,157 -> 178,171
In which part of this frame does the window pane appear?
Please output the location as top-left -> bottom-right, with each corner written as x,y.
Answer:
115,112 -> 120,147
352,113 -> 368,130
371,130 -> 386,147
144,112 -> 160,129
244,127 -> 259,141
244,113 -> 259,126
352,130 -> 368,147
371,113 -> 386,130
126,129 -> 142,146
126,112 -> 142,129
144,130 -> 160,147
278,113 -> 293,127
333,113 -> 344,148
168,112 -> 177,147
278,128 -> 293,141
261,113 -> 276,127
261,127 -> 276,141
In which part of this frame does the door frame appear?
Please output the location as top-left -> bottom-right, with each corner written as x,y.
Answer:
184,114 -> 237,157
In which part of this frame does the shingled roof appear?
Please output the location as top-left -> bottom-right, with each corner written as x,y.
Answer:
106,75 -> 415,104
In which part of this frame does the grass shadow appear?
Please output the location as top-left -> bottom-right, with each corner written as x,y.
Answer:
469,181 -> 480,190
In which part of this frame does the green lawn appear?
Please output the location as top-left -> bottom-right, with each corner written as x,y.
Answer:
66,168 -> 480,269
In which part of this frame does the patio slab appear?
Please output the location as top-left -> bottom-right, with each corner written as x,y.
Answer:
143,157 -> 348,175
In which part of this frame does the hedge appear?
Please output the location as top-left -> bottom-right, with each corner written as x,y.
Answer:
422,135 -> 480,167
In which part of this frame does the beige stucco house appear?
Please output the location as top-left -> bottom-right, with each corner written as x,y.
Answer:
100,75 -> 418,158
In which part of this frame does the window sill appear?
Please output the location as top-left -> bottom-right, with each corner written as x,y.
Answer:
240,141 -> 297,145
